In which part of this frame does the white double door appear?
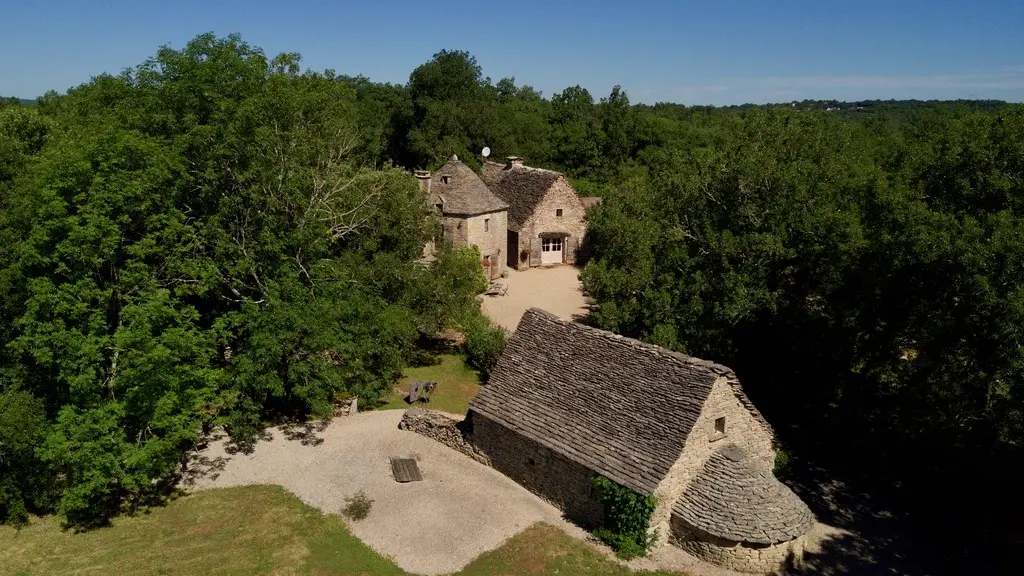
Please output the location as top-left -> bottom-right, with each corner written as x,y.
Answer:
541,237 -> 563,264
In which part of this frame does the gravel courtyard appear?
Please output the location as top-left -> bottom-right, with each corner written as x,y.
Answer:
481,265 -> 590,330
186,410 -> 584,575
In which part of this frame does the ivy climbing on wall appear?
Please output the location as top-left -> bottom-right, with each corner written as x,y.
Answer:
591,474 -> 659,559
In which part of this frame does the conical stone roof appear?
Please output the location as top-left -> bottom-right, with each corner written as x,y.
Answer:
672,444 -> 815,545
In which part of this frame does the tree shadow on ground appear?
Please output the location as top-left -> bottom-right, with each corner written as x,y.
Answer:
773,455 -> 944,576
278,420 -> 328,446
571,303 -> 598,326
179,454 -> 230,487
223,428 -> 274,455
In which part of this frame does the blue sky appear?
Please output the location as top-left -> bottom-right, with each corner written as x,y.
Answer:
2,0 -> 1022,105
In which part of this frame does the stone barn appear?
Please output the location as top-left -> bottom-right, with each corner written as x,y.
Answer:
481,157 -> 587,269
416,155 -> 509,280
464,308 -> 814,573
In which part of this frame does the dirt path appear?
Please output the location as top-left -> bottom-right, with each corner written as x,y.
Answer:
481,265 -> 590,331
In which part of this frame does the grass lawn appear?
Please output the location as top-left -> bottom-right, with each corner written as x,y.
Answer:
377,353 -> 482,415
0,486 -> 686,576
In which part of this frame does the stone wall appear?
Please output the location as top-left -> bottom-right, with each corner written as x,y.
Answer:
398,408 -> 489,464
670,516 -> 806,574
469,412 -> 605,527
650,376 -> 776,536
331,397 -> 358,418
515,176 -> 587,268
443,210 -> 507,278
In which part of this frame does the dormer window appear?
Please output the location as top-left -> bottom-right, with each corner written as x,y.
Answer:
441,175 -> 451,185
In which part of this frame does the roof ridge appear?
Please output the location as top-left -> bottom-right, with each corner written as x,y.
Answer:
521,308 -> 735,377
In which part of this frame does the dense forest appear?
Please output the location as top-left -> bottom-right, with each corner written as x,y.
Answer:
2,33 -> 1022,572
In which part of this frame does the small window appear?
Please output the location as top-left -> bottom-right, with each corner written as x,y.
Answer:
484,218 -> 490,232
714,417 -> 726,435
441,175 -> 450,184
556,208 -> 563,217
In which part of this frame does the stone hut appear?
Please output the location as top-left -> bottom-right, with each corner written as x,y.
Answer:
480,157 -> 587,269
464,308 -> 814,573
417,155 -> 509,279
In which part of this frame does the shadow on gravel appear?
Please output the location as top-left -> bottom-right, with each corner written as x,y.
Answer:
180,454 -> 230,486
279,420 -> 328,446
774,455 -> 943,576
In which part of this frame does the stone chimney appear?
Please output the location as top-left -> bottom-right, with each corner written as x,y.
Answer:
414,170 -> 431,194
505,156 -> 524,169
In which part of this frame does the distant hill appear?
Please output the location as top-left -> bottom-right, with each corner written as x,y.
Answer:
782,98 -> 1010,114
0,96 -> 36,107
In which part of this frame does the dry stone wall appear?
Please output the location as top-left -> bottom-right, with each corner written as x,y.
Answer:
398,408 -> 604,527
670,518 -> 807,574
469,412 -> 605,527
331,397 -> 358,418
398,408 -> 488,464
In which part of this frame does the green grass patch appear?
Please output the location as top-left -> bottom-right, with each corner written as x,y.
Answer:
460,523 -> 681,576
0,486 -> 688,576
377,354 -> 482,414
0,485 -> 401,576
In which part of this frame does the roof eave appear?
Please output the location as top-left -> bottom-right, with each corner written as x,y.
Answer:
442,206 -> 509,218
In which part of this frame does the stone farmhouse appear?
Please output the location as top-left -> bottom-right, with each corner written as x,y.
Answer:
464,308 -> 815,573
416,155 -> 599,277
416,156 -> 509,280
481,157 -> 595,269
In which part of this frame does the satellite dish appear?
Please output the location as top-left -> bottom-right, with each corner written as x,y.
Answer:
481,147 -> 491,158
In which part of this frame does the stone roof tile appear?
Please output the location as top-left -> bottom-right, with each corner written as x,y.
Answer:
432,156 -> 508,216
480,161 -> 562,230
672,444 -> 815,544
469,308 -> 754,495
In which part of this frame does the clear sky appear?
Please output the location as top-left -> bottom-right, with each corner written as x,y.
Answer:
2,0 -> 1022,105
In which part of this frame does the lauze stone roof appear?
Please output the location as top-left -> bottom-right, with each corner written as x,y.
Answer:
432,156 -> 508,216
480,161 -> 562,230
469,308 -> 762,496
672,444 -> 815,545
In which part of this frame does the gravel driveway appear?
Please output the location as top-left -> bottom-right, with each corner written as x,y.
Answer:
481,265 -> 590,331
186,410 -> 583,575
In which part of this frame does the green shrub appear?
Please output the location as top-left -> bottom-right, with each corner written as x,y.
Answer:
590,475 -> 658,559
773,449 -> 792,480
464,317 -> 507,380
0,387 -> 49,527
342,490 -> 373,521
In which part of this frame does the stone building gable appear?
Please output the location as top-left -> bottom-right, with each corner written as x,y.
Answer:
528,177 -> 587,237
480,161 -> 562,231
469,308 -> 767,496
431,156 -> 508,216
649,376 -> 776,536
